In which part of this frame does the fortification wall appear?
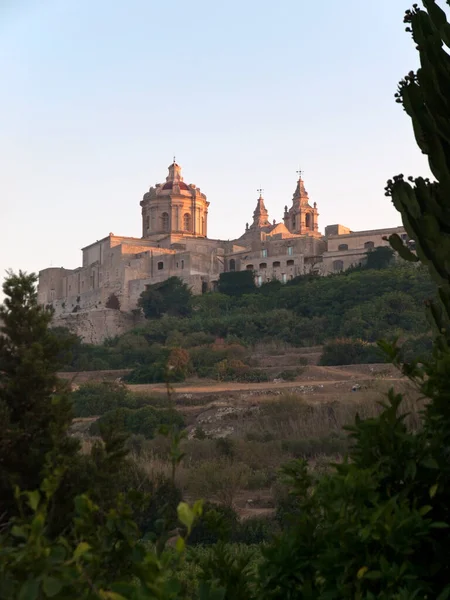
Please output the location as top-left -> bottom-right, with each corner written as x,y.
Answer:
52,309 -> 144,344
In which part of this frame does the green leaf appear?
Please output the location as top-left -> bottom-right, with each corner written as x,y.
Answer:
430,522 -> 450,529
27,490 -> 40,512
437,585 -> 450,600
11,525 -> 28,539
42,577 -> 63,598
73,542 -> 91,560
175,536 -> 185,553
177,502 -> 195,533
364,570 -> 382,580
18,580 -> 40,600
357,566 -> 368,579
419,505 -> 432,516
430,484 -> 439,498
421,457 -> 439,470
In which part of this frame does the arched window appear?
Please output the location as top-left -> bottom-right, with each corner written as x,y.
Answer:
273,261 -> 281,268
333,260 -> 344,272
364,241 -> 375,249
161,212 -> 169,232
338,243 -> 348,251
146,216 -> 150,230
287,259 -> 294,266
246,264 -> 254,270
305,213 -> 312,229
183,213 -> 192,232
229,259 -> 236,272
292,217 -> 296,230
259,262 -> 267,269
157,261 -> 164,270
201,217 -> 205,235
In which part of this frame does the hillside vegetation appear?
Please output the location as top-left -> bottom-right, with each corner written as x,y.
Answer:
58,258 -> 435,379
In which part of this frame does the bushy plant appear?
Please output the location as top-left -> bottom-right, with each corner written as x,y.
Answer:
72,381 -> 130,417
188,502 -> 239,546
90,405 -> 185,439
138,276 -> 192,319
233,516 -> 279,545
72,382 -> 168,417
320,337 -> 387,365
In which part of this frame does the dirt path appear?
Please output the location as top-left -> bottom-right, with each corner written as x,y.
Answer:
128,377 -> 404,396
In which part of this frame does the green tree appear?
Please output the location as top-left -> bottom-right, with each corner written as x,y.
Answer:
364,246 -> 395,270
138,276 -> 192,319
0,271 -> 80,524
218,270 -> 256,297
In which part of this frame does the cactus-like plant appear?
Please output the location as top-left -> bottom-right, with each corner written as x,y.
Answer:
385,1 -> 450,335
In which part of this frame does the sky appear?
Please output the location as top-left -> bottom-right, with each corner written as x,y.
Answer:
0,0 -> 434,284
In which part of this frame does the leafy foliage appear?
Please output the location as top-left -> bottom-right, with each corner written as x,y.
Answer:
90,406 -> 185,439
138,276 -> 192,319
0,271 -> 80,526
218,271 -> 257,297
320,338 -> 387,365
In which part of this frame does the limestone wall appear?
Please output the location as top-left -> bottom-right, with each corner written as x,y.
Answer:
52,309 -> 144,344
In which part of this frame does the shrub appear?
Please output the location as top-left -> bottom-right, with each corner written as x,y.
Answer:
320,338 -> 387,365
188,502 -> 239,545
275,369 -> 298,381
72,381 -> 130,417
187,459 -> 251,507
233,516 -> 279,545
90,405 -> 185,439
72,382 -> 167,417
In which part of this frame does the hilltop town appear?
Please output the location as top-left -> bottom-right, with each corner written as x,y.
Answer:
38,160 -> 405,332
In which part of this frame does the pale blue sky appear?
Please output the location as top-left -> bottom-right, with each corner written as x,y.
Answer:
0,0 -> 433,282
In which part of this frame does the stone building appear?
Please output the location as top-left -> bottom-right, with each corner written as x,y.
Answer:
38,160 -> 405,321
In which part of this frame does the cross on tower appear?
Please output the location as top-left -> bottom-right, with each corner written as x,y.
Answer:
173,155 -> 176,163
257,188 -> 264,197
296,168 -> 303,180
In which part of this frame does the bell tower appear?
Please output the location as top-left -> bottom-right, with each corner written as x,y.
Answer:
249,189 -> 271,230
283,171 -> 320,236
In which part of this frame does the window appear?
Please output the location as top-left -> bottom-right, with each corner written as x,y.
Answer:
281,273 -> 287,283
292,217 -> 296,230
246,264 -> 254,270
287,246 -> 293,256
69,284 -> 72,291
364,241 -> 375,249
256,275 -> 263,287
157,261 -> 164,270
176,262 -> 179,268
181,260 -> 184,269
183,213 -> 192,232
259,262 -> 267,269
273,261 -> 281,268
229,258 -> 236,271
161,212 -> 169,231
287,259 -> 294,266
338,243 -> 348,251
201,217 -> 205,235
305,213 -> 312,229
333,260 -> 344,272
261,248 -> 267,258
146,216 -> 150,230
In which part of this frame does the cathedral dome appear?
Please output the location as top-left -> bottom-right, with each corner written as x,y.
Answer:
162,181 -> 190,191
